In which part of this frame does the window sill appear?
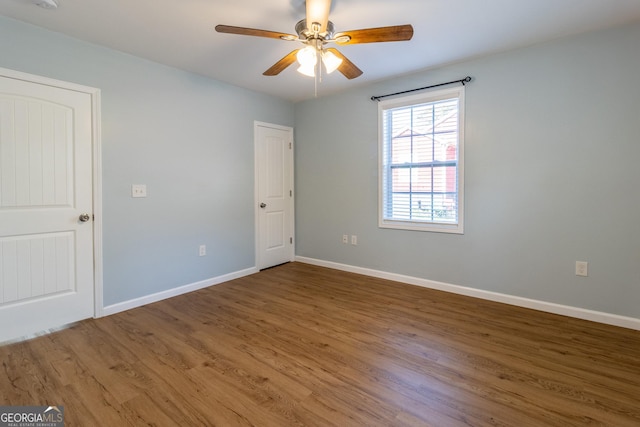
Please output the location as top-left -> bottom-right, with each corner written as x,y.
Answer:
379,219 -> 464,234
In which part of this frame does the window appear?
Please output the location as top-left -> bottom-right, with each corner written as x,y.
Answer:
378,86 -> 464,233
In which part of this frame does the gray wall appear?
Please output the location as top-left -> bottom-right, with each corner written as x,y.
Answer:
294,22 -> 640,319
0,16 -> 294,306
3,15 -> 639,320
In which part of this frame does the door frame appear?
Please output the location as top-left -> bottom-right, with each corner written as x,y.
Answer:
0,67 -> 103,319
254,121 -> 295,269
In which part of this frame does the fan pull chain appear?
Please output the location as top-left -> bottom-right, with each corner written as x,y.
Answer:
314,52 -> 319,97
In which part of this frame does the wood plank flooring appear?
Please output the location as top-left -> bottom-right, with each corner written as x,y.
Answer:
1,262 -> 639,426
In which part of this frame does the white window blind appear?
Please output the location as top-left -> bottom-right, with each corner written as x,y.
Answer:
378,86 -> 464,233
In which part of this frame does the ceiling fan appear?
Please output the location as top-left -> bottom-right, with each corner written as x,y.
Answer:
215,0 -> 414,80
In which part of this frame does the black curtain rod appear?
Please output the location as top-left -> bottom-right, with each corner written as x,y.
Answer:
371,76 -> 472,102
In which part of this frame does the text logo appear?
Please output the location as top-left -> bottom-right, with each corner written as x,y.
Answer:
0,405 -> 64,427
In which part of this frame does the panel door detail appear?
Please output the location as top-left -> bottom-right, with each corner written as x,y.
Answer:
0,74 -> 95,342
256,124 -> 294,269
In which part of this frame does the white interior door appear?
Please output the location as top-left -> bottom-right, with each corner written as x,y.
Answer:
0,71 -> 95,342
255,122 -> 294,269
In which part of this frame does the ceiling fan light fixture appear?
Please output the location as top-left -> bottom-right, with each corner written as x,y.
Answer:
296,45 -> 318,77
297,63 -> 316,77
321,50 -> 342,74
296,46 -> 317,66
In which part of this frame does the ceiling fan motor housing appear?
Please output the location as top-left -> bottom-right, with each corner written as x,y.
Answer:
295,19 -> 335,42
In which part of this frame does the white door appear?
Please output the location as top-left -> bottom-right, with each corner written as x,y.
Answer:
0,71 -> 95,342
255,122 -> 294,269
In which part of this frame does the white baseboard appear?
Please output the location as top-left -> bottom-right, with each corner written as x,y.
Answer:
295,256 -> 640,331
101,267 -> 259,317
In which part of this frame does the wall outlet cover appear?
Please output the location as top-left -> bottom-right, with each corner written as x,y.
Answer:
131,184 -> 147,198
575,261 -> 588,277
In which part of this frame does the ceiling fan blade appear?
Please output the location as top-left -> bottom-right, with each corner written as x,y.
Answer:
326,48 -> 363,79
263,50 -> 301,76
335,24 -> 414,45
215,25 -> 297,41
306,0 -> 332,33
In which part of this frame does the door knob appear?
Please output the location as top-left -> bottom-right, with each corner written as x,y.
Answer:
79,213 -> 91,222
260,203 -> 266,208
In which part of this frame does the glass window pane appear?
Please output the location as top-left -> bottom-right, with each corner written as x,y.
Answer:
380,87 -> 463,232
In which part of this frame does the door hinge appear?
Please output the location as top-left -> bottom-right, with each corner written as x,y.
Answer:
290,237 -> 293,244
289,142 -> 292,149
289,190 -> 292,197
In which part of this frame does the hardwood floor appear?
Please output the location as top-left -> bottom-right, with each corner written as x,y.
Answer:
1,262 -> 639,426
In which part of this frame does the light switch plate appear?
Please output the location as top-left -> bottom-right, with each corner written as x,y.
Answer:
131,184 -> 147,198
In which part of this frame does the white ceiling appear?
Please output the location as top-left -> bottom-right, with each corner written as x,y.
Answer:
2,0 -> 640,102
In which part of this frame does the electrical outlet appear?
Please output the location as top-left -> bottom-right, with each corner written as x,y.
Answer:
575,261 -> 588,277
342,234 -> 348,244
131,184 -> 147,198
199,245 -> 206,257
351,235 -> 358,245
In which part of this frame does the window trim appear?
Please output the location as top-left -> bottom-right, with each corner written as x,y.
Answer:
378,86 -> 465,234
